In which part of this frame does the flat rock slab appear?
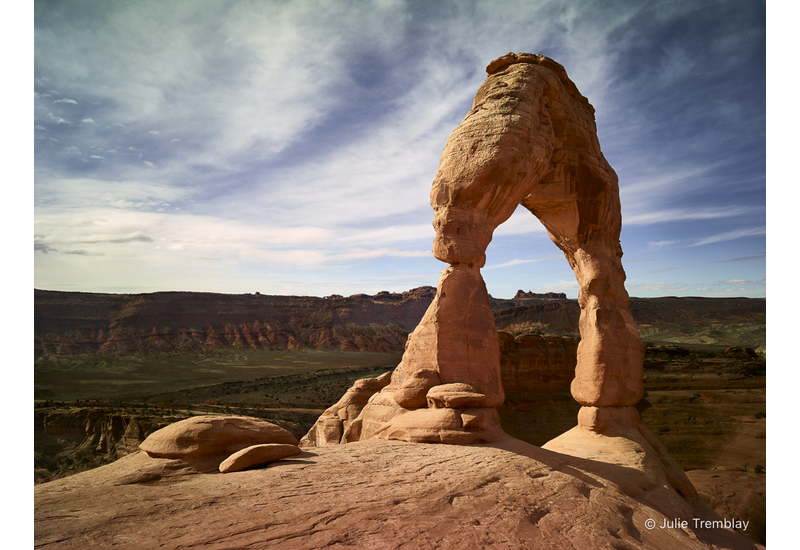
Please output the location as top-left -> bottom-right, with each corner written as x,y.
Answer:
34,439 -> 760,549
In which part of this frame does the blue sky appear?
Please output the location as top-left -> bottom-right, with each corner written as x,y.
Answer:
33,0 -> 766,299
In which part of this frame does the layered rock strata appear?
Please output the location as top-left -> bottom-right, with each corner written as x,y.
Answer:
498,332 -> 577,393
34,287 -> 436,356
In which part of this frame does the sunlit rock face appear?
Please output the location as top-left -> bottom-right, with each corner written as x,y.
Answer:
308,52 -> 643,445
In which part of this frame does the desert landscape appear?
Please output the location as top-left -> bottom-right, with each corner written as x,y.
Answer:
34,16 -> 767,545
34,285 -> 766,546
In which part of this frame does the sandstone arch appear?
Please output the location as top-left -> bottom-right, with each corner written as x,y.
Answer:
301,50 -> 695,501
369,53 -> 643,442
305,53 -> 643,445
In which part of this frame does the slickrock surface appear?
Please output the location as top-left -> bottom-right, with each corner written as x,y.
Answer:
686,470 -> 766,545
34,438 -> 761,549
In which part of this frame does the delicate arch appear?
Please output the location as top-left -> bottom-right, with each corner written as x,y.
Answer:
423,52 -> 642,412
345,53 -> 644,444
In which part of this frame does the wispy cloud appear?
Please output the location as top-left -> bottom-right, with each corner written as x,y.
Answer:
647,240 -> 680,251
687,227 -> 766,247
718,255 -> 766,263
33,0 -> 765,297
485,259 -> 538,270
625,206 -> 751,226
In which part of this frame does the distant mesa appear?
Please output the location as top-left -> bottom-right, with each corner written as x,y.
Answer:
34,286 -> 763,359
512,289 -> 567,300
33,286 -> 438,357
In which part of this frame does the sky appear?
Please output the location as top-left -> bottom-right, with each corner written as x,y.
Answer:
33,0 -> 767,300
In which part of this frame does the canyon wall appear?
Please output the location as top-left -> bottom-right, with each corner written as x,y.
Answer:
35,287 -> 435,356
35,289 -> 765,359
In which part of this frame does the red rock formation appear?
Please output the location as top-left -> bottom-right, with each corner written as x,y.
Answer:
139,416 -> 298,459
300,333 -> 581,447
34,290 -> 765,357
300,371 -> 393,446
512,289 -> 567,300
339,53 -> 643,444
35,408 -> 171,461
219,443 -> 302,473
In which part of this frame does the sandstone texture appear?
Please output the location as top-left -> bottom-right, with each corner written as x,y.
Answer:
686,470 -> 766,545
34,439 -> 761,549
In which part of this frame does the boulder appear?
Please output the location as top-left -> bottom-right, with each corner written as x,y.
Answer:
139,416 -> 298,459
393,368 -> 441,409
219,443 -> 302,473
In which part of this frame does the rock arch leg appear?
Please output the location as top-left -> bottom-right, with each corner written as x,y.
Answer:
521,160 -> 644,425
